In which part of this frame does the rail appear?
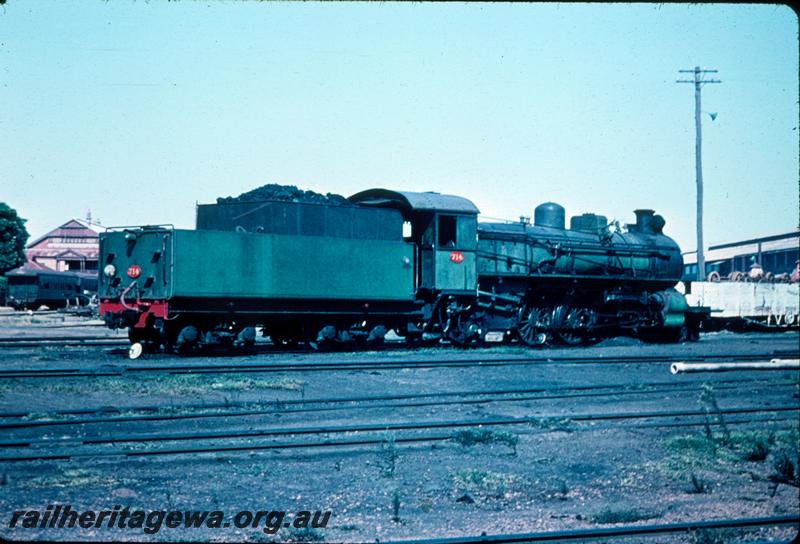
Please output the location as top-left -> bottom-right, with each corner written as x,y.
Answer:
1,352 -> 798,379
385,515 -> 799,544
1,403 -> 797,461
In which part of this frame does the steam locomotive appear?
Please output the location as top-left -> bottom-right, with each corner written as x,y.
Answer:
98,188 -> 703,356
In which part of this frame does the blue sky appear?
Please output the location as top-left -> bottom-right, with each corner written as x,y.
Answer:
1,2 -> 797,252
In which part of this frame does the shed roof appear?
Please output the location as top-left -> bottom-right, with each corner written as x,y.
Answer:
348,189 -> 479,216
27,218 -> 103,249
5,261 -> 59,276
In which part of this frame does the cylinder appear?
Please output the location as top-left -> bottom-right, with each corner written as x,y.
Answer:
534,202 -> 565,229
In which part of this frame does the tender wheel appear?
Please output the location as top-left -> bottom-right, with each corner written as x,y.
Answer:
517,305 -> 550,347
313,325 -> 339,351
175,325 -> 200,356
366,325 -> 387,349
236,327 -> 257,351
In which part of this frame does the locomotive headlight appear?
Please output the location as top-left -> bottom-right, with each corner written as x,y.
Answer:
103,264 -> 116,277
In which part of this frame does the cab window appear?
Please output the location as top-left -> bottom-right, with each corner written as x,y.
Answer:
438,216 -> 457,248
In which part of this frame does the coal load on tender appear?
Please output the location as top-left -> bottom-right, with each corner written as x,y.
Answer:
216,183 -> 351,206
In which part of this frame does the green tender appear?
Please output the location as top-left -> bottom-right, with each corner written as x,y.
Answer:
102,229 -> 415,301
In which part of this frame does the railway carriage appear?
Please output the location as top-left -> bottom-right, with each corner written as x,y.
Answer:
98,188 -> 704,356
5,265 -> 94,310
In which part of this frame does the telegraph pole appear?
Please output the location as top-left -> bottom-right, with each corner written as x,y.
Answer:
677,66 -> 720,281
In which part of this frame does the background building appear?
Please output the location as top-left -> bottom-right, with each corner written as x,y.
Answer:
682,230 -> 799,280
25,217 -> 103,272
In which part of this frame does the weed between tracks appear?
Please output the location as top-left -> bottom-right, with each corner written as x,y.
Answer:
392,489 -> 401,522
380,433 -> 399,477
659,428 -> 800,496
1,374 -> 306,397
452,428 -> 518,454
699,385 -> 731,444
687,473 -> 708,494
25,468 -> 128,489
451,469 -> 527,500
529,416 -> 574,432
248,525 -> 327,542
589,507 -> 657,524
690,528 -> 744,544
641,383 -> 800,497
665,429 -> 799,467
20,411 -> 73,422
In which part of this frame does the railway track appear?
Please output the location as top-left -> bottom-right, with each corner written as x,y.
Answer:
386,515 -> 799,543
1,403 -> 796,462
0,332 -> 796,355
1,351 -> 797,379
0,336 -> 128,348
1,377 -> 795,430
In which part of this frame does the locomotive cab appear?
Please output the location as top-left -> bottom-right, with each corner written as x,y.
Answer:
348,189 -> 480,296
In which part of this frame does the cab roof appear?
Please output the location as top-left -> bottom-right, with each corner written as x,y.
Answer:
348,188 -> 479,217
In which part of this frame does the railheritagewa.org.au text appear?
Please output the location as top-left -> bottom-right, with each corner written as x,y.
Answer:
8,504 -> 331,535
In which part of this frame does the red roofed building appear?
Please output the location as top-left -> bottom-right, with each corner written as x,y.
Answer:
25,218 -> 103,272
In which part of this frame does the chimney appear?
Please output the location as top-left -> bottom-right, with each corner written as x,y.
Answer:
634,209 -> 655,233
